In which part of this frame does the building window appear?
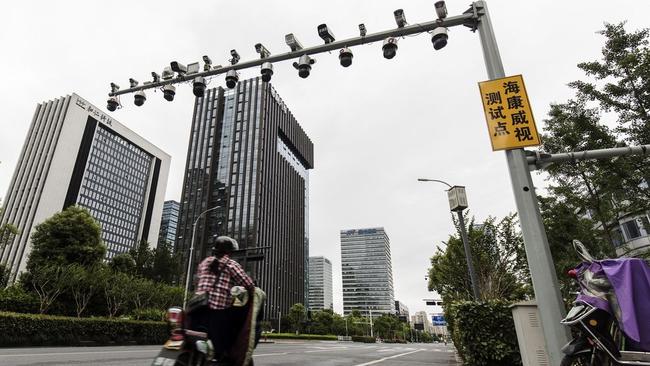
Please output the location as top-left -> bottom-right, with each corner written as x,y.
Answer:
622,220 -> 641,241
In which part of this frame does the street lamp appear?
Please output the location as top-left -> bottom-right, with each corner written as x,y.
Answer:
182,205 -> 221,308
418,178 -> 480,300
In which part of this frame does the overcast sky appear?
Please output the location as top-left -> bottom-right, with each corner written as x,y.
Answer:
1,1 -> 646,316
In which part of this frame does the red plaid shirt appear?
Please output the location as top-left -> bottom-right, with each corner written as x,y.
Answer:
195,255 -> 254,310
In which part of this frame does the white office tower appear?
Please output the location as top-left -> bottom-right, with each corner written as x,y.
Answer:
308,256 -> 333,310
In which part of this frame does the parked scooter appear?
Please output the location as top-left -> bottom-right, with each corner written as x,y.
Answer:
560,240 -> 650,366
151,287 -> 266,366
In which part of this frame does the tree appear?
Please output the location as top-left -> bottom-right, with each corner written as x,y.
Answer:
27,206 -> 105,270
287,303 -> 307,333
150,241 -> 182,284
373,314 -> 401,340
109,253 -> 136,274
101,269 -> 133,317
129,240 -> 153,278
428,214 -> 531,304
66,264 -> 101,317
30,265 -> 72,314
130,277 -> 157,313
0,263 -> 10,288
0,203 -> 20,250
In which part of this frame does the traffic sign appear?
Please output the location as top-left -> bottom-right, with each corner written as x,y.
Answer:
478,75 -> 541,151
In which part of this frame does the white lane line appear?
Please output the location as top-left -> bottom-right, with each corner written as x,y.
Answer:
304,347 -> 351,353
0,350 -> 156,357
253,352 -> 289,357
352,349 -> 424,366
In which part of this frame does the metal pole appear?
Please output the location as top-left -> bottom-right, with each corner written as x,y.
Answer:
475,1 -> 569,364
456,210 -> 480,300
182,206 -> 220,309
278,311 -> 281,334
369,308 -> 374,338
528,144 -> 650,170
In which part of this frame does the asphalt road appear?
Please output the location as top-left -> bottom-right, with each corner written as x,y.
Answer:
0,341 -> 458,366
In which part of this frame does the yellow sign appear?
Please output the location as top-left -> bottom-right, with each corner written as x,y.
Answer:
478,75 -> 541,151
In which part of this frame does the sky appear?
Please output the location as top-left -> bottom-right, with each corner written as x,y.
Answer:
0,0 -> 647,317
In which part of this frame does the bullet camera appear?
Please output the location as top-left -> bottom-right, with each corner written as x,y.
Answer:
293,54 -> 315,78
261,62 -> 273,82
230,50 -> 240,65
161,67 -> 174,80
339,48 -> 353,67
435,1 -> 447,19
170,61 -> 187,75
151,72 -> 161,83
134,91 -> 146,106
318,24 -> 336,44
225,70 -> 239,89
193,76 -> 206,97
394,9 -> 407,28
110,82 -> 120,93
106,96 -> 119,112
202,55 -> 212,71
285,33 -> 304,52
163,84 -> 176,101
359,24 -> 367,37
382,38 -> 399,59
129,78 -> 139,88
431,27 -> 448,50
255,43 -> 271,58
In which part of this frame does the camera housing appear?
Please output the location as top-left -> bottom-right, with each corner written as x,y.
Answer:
339,48 -> 353,67
393,9 -> 407,28
293,54 -> 315,78
431,27 -> 448,50
162,67 -> 174,80
151,72 -> 161,83
359,23 -> 367,37
225,70 -> 239,89
129,78 -> 139,88
193,76 -> 206,97
382,38 -> 399,59
261,62 -> 273,82
435,1 -> 447,19
318,24 -> 336,44
170,61 -> 187,75
134,91 -> 146,106
230,49 -> 240,65
285,33 -> 304,52
106,97 -> 119,112
255,43 -> 271,58
202,55 -> 212,71
163,84 -> 176,101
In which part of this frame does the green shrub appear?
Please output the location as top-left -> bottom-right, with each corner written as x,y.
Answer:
447,301 -> 521,366
130,308 -> 165,321
0,285 -> 39,314
264,333 -> 337,341
0,311 -> 169,347
351,335 -> 376,343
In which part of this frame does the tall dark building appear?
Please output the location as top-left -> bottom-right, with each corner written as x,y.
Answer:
158,200 -> 180,246
176,78 -> 313,318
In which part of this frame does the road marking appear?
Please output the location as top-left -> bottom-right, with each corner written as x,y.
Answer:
253,352 -> 289,357
0,349 -> 156,357
352,349 -> 424,366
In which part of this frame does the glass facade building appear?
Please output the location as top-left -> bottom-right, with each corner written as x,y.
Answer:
176,78 -> 314,318
308,256 -> 333,310
158,200 -> 180,247
0,94 -> 169,277
340,227 -> 395,317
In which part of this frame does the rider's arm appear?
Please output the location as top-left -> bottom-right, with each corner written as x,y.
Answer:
229,260 -> 255,290
195,257 -> 217,293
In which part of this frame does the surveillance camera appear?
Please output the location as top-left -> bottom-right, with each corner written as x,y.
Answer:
225,70 -> 239,89
382,37 -> 398,59
163,84 -> 176,101
339,48 -> 353,67
255,43 -> 271,59
434,1 -> 447,19
285,33 -> 304,52
260,62 -> 273,82
293,54 -> 315,78
106,96 -> 119,112
202,56 -> 212,71
393,9 -> 407,28
431,27 -> 448,50
129,78 -> 139,88
230,50 -> 240,65
170,61 -> 187,75
134,91 -> 146,106
151,72 -> 161,83
359,24 -> 367,37
110,82 -> 120,93
193,76 -> 206,97
318,24 -> 335,44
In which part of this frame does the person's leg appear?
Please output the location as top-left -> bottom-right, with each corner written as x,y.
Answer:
209,309 -> 230,361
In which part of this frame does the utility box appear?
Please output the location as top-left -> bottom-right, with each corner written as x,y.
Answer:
510,301 -> 550,366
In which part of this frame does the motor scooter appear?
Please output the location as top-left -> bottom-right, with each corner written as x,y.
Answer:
560,240 -> 650,366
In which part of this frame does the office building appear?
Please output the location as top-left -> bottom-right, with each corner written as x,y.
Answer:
158,200 -> 180,247
340,227 -> 395,317
176,78 -> 313,318
0,94 -> 170,277
394,300 -> 410,324
308,256 -> 333,311
412,311 -> 434,333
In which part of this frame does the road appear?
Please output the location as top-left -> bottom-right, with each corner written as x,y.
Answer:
0,341 -> 458,365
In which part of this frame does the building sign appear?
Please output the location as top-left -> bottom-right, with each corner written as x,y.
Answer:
432,315 -> 447,326
75,97 -> 114,127
478,75 -> 540,151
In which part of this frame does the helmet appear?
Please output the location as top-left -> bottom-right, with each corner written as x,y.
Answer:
212,235 -> 239,255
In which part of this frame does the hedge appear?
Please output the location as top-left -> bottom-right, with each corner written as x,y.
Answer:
446,301 -> 521,366
0,286 -> 39,314
264,333 -> 337,341
0,311 -> 169,347
351,335 -> 376,343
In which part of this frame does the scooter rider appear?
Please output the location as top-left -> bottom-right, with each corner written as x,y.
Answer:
193,236 -> 255,364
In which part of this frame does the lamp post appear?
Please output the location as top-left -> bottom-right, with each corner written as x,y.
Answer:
182,205 -> 221,308
418,178 -> 480,300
